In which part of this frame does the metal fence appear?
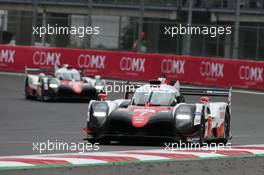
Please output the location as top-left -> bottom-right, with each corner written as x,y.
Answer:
0,0 -> 264,60
0,0 -> 264,10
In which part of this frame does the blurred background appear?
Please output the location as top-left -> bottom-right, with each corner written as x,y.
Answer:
0,0 -> 263,60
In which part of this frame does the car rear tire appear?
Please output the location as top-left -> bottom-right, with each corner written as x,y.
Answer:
87,138 -> 109,145
40,88 -> 50,102
40,79 -> 52,102
219,109 -> 230,145
198,108 -> 206,146
25,77 -> 31,99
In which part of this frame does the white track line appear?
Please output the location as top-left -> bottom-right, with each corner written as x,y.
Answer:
0,161 -> 33,167
0,71 -> 24,76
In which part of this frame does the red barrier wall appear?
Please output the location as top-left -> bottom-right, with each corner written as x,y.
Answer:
0,45 -> 263,90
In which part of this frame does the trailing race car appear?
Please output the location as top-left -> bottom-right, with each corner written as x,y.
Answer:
25,65 -> 106,101
83,79 -> 232,145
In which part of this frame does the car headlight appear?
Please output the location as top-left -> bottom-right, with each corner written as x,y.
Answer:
49,83 -> 59,88
176,114 -> 191,120
91,102 -> 108,118
89,102 -> 108,127
93,111 -> 106,117
94,80 -> 105,91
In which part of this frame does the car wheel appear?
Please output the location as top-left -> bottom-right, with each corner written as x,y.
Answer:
25,77 -> 31,99
88,138 -> 109,145
87,138 -> 97,144
40,88 -> 50,102
40,79 -> 51,102
41,94 -> 50,102
219,109 -> 230,145
198,109 -> 206,146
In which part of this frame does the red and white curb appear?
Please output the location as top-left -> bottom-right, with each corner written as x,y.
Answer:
0,145 -> 264,169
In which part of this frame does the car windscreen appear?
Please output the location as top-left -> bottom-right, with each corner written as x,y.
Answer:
132,91 -> 150,106
57,71 -> 81,81
132,91 -> 176,106
95,79 -> 105,86
149,91 -> 176,106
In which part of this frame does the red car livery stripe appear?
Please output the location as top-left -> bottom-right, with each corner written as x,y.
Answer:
129,106 -> 173,128
60,80 -> 84,94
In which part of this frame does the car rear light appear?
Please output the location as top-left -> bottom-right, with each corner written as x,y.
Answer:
82,128 -> 90,134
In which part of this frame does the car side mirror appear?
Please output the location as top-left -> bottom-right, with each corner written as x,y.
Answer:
171,99 -> 177,106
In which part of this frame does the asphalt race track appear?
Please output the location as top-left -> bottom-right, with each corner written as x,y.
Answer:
0,74 -> 264,174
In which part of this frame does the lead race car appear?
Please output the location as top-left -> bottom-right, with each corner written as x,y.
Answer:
83,79 -> 232,145
25,65 -> 106,101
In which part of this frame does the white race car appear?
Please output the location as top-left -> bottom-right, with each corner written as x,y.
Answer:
25,65 -> 106,101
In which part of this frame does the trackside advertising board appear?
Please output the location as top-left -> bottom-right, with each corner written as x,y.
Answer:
0,45 -> 263,90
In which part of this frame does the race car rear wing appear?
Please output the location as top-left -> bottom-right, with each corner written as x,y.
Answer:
25,66 -> 54,75
180,87 -> 232,104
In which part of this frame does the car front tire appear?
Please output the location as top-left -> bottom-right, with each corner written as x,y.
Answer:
25,77 -> 31,99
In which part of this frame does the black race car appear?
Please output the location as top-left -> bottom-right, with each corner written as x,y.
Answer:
83,79 -> 232,145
